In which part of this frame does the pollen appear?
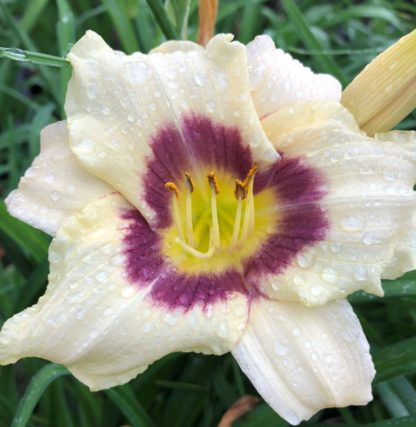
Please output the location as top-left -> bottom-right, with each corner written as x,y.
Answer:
164,182 -> 179,198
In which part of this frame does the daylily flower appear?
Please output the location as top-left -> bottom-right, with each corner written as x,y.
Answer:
1,31 -> 416,425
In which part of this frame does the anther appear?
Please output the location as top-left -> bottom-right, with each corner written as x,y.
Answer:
184,172 -> 194,193
165,181 -> 184,241
207,172 -> 220,194
165,182 -> 180,198
234,179 -> 247,200
242,164 -> 258,188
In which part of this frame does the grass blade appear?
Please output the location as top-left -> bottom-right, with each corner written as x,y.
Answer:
101,0 -> 140,53
0,47 -> 70,68
281,0 -> 346,84
144,0 -> 180,40
11,364 -> 69,427
105,388 -> 155,427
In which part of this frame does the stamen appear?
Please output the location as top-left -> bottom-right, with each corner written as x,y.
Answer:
175,230 -> 214,259
165,182 -> 185,241
242,164 -> 258,188
231,180 -> 245,245
240,165 -> 257,242
208,172 -> 221,247
184,173 -> 196,247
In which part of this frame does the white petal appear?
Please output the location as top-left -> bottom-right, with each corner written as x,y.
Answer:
375,131 -> 416,278
65,31 -> 278,227
256,102 -> 416,305
0,193 -> 249,390
5,121 -> 112,235
247,35 -> 342,118
232,298 -> 375,425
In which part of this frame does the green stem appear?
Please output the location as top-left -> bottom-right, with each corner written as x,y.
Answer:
0,47 -> 70,68
144,0 -> 180,40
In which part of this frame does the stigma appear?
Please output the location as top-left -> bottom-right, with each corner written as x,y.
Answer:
164,166 -> 257,259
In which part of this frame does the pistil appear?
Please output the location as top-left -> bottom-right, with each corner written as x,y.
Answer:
207,172 -> 221,248
184,173 -> 196,247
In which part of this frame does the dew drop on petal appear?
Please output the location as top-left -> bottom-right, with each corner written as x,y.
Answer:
96,271 -> 108,283
296,253 -> 314,268
87,84 -> 97,100
50,192 -> 60,201
121,286 -> 136,298
354,265 -> 367,282
217,321 -> 230,338
321,268 -> 337,283
274,340 -> 290,356
341,216 -> 364,231
310,284 -> 323,296
292,327 -> 301,337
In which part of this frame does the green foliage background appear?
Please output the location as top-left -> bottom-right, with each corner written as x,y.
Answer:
0,0 -> 415,426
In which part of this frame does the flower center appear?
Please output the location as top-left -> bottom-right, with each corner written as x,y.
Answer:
161,165 -> 277,274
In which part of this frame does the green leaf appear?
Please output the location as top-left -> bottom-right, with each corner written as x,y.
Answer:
105,387 -> 155,427
281,0 -> 346,85
0,200 -> 50,263
11,364 -> 69,427
145,0 -> 180,40
165,0 -> 191,39
373,337 -> 416,383
101,0 -> 140,53
234,403 -> 288,427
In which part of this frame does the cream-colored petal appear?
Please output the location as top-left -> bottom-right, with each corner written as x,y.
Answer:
0,193 -> 249,390
247,35 -> 342,119
232,298 -> 375,425
5,121 -> 112,236
375,131 -> 416,279
258,102 -> 416,305
65,31 -> 278,227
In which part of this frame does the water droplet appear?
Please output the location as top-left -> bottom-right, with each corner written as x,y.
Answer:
50,192 -> 60,201
96,271 -> 108,283
354,265 -> 367,281
218,322 -> 230,338
294,275 -> 304,286
194,73 -> 206,86
310,284 -> 323,296
206,101 -> 216,113
45,174 -> 55,184
166,80 -> 179,89
103,307 -> 113,316
78,138 -> 94,153
296,253 -> 314,268
292,328 -> 301,337
341,216 -> 363,231
321,268 -> 337,283
87,84 -> 97,100
274,340 -> 290,356
127,114 -> 134,122
143,321 -> 153,333
121,286 -> 135,298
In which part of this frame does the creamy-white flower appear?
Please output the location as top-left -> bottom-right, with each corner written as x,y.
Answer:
1,31 -> 415,425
